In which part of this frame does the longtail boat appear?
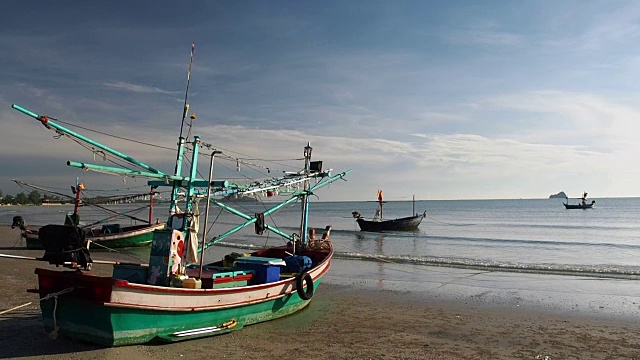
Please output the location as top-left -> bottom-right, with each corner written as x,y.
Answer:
563,201 -> 595,209
11,180 -> 166,249
352,191 -> 426,232
563,191 -> 596,209
21,222 -> 166,249
9,47 -> 350,346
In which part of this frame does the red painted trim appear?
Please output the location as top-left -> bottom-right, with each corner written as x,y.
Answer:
115,252 -> 331,295
34,244 -> 334,310
108,291 -> 295,311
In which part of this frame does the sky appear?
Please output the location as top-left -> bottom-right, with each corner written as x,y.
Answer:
1,0 -> 640,201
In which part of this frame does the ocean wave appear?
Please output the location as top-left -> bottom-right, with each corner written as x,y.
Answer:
213,240 -> 640,279
421,235 -> 640,249
334,252 -> 640,279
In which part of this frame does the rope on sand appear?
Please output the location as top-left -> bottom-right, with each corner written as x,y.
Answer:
0,302 -> 33,316
40,287 -> 75,340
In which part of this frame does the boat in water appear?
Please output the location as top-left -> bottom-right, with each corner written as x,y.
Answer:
563,191 -> 595,209
11,180 -> 166,249
563,202 -> 595,209
9,47 -> 350,346
352,191 -> 426,232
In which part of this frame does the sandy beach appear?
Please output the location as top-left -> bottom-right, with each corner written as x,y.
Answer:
1,224 -> 639,360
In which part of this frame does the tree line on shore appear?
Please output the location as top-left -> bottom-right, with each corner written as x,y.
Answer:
0,189 -> 67,205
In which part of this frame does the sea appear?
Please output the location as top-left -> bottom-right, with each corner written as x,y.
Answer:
3,197 -> 640,318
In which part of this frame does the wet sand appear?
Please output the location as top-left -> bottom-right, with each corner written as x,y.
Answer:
1,225 -> 639,359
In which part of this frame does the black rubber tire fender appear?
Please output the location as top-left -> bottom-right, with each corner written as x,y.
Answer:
296,271 -> 314,300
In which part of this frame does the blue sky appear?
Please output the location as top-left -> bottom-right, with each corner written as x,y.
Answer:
1,1 -> 640,201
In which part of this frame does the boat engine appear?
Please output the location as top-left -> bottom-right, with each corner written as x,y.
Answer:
38,224 -> 93,270
11,215 -> 26,231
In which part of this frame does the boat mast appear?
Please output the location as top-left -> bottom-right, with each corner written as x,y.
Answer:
412,194 -> 415,215
170,43 -> 195,216
199,150 -> 221,278
148,186 -> 155,224
69,177 -> 84,226
73,177 -> 82,216
298,143 -> 313,252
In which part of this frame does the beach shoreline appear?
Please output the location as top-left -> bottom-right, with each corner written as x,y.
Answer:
1,225 -> 639,359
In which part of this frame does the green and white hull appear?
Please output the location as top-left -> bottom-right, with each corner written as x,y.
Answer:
26,222 -> 166,249
12,100 -> 349,348
34,247 -> 331,346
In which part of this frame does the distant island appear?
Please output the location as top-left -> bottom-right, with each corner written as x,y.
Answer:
549,191 -> 567,199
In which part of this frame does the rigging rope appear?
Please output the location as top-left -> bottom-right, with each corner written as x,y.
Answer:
40,287 -> 75,340
425,216 -> 476,226
87,242 -> 148,263
50,117 -> 305,177
13,180 -> 149,224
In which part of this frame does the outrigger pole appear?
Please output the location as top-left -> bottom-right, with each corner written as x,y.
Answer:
11,103 -> 352,259
299,142 -> 313,251
11,104 -> 165,176
202,168 -> 351,250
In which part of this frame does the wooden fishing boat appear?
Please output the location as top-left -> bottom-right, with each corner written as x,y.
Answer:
10,48 -> 349,346
563,191 -> 595,209
563,201 -> 595,209
21,222 -> 167,249
31,242 -> 333,346
352,191 -> 426,232
12,180 -> 166,249
354,213 -> 425,232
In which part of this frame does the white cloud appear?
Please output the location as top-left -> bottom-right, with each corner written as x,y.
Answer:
104,81 -> 181,95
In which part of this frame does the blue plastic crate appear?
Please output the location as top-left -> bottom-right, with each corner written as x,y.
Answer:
284,255 -> 312,273
234,260 -> 280,284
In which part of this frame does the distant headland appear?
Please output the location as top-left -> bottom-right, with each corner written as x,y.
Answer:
549,191 -> 567,199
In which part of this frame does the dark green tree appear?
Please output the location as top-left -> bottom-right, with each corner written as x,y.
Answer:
28,190 -> 41,205
3,194 -> 14,204
15,192 -> 28,205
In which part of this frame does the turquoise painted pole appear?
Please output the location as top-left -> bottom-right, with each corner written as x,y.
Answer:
11,104 -> 165,175
185,136 -> 200,213
211,200 -> 253,220
67,161 -> 230,193
148,179 -> 229,188
203,194 -> 301,249
67,161 -> 177,182
170,137 -> 186,215
299,143 -> 312,247
207,199 -> 293,240
203,169 -> 351,250
307,170 -> 351,192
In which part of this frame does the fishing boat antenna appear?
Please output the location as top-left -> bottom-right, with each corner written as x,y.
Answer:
413,194 -> 415,215
297,142 -> 313,253
170,43 -> 196,216
178,43 -> 195,142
